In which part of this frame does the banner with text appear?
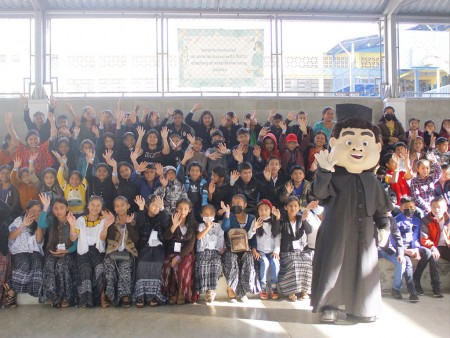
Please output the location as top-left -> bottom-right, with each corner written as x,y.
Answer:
177,29 -> 264,88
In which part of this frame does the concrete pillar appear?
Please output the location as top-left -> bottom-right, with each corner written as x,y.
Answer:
384,14 -> 399,98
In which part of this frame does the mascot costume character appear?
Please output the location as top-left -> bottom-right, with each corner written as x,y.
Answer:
311,108 -> 392,324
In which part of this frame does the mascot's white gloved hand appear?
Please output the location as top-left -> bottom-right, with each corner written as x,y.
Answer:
314,149 -> 338,172
378,229 -> 390,247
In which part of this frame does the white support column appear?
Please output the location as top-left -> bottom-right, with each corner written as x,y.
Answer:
384,13 -> 399,98
31,9 -> 46,99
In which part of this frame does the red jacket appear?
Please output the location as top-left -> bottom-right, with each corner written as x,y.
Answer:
420,212 -> 449,248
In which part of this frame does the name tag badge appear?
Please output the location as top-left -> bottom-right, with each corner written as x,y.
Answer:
174,242 -> 182,253
292,240 -> 301,250
57,243 -> 66,251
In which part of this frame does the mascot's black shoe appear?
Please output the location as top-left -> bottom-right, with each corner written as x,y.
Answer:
319,308 -> 338,323
346,314 -> 376,323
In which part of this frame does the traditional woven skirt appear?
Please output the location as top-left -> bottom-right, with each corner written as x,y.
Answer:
76,246 -> 105,307
11,252 -> 43,297
104,251 -> 135,306
42,253 -> 76,306
279,250 -> 312,295
195,250 -> 222,294
0,253 -> 12,305
134,245 -> 166,304
161,252 -> 198,303
222,250 -> 259,298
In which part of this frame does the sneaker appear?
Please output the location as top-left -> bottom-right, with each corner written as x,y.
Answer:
239,295 -> 249,303
414,280 -> 424,296
391,289 -> 403,300
409,293 -> 419,303
320,308 -> 337,323
259,291 -> 269,300
433,289 -> 443,298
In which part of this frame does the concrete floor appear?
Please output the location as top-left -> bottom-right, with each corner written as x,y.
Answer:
2,292 -> 449,338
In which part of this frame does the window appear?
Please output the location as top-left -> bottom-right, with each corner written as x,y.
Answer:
0,18 -> 34,94
398,24 -> 450,97
48,18 -> 158,94
281,21 -> 382,96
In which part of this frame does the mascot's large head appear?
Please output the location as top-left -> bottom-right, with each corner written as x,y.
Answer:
329,105 -> 382,174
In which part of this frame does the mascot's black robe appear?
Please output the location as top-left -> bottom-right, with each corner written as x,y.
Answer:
311,166 -> 392,317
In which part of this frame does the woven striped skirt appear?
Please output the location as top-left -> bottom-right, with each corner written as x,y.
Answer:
278,251 -> 312,295
134,245 -> 166,304
11,252 -> 43,298
195,250 -> 222,294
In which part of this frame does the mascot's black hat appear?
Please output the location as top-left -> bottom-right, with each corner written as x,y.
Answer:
335,104 -> 373,123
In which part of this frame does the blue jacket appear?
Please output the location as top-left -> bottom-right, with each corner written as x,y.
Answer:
395,212 -> 421,249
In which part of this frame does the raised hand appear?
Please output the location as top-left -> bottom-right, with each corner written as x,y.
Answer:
72,126 -> 80,138
22,213 -> 36,227
220,201 -> 230,215
263,166 -> 271,181
279,121 -> 287,132
134,102 -> 141,113
47,112 -> 55,125
85,149 -> 96,164
208,180 -> 216,194
39,193 -> 51,211
29,152 -> 38,163
314,149 -> 337,172
154,163 -> 164,177
20,93 -> 29,107
231,114 -> 239,125
66,212 -> 76,227
209,127 -> 219,136
271,206 -> 280,220
117,98 -> 125,111
287,111 -> 296,121
13,157 -> 21,169
166,108 -> 174,119
134,195 -> 145,211
230,170 -> 240,182
258,127 -> 269,138
51,150 -> 64,165
155,195 -> 164,210
253,144 -> 261,158
267,108 -> 277,121
285,181 -> 294,195
136,161 -> 149,173
64,102 -> 74,113
186,133 -> 195,145
136,126 -> 145,138
232,148 -> 244,163
217,143 -> 228,155
103,211 -> 116,228
103,149 -> 113,161
126,213 -> 135,223
130,148 -> 140,163
182,148 -> 194,163
159,174 -> 168,188
160,126 -> 169,140
4,112 -> 12,126
208,152 -> 222,161
116,110 -> 124,123
254,217 -> 264,230
192,103 -> 202,112
171,212 -> 182,228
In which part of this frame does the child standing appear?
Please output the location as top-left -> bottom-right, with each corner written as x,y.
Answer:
155,164 -> 187,215
38,195 -> 78,307
161,198 -> 198,304
195,204 -> 226,303
247,199 -> 281,300
103,197 -> 138,308
278,196 -> 312,302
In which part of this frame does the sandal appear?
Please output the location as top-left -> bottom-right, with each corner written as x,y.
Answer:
288,294 -> 297,302
169,295 -> 177,305
60,299 -> 70,308
150,299 -> 159,307
135,299 -> 145,308
120,296 -> 131,308
176,294 -> 185,305
3,283 -> 16,308
299,291 -> 310,300
100,291 -> 110,309
227,287 -> 237,303
205,290 -> 216,303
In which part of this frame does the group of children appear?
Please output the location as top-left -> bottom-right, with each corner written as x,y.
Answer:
376,108 -> 450,302
0,97 -> 448,309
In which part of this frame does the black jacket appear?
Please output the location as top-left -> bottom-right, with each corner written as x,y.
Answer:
279,214 -> 312,253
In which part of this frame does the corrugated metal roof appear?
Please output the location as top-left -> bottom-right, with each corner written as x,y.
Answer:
0,0 -> 448,16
